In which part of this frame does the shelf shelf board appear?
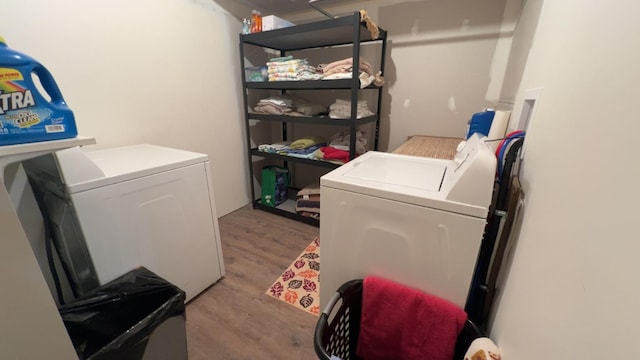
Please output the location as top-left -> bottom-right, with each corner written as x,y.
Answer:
245,79 -> 381,90
248,113 -> 378,126
240,13 -> 386,51
250,149 -> 343,169
253,199 -> 319,227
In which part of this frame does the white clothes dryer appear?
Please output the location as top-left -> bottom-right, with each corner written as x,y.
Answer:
48,144 -> 225,302
319,134 -> 496,309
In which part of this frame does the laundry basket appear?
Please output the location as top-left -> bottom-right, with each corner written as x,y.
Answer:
313,279 -> 485,360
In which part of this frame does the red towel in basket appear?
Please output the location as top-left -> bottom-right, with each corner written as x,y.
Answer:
356,276 -> 467,360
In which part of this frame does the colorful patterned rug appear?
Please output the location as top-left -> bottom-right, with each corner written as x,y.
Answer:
266,237 -> 320,316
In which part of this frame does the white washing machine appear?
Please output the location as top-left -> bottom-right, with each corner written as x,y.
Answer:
49,144 -> 225,302
319,134 -> 496,309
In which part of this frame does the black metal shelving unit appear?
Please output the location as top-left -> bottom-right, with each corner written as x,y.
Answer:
240,12 -> 387,226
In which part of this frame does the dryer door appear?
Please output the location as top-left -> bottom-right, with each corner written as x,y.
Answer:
71,163 -> 222,302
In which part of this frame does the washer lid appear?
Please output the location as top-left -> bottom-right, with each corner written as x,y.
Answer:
321,151 -> 487,218
341,152 -> 447,192
56,144 -> 208,193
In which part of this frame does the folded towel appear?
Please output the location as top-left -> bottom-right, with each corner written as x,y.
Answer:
257,96 -> 293,107
257,141 -> 291,153
322,57 -> 374,76
268,55 -> 293,63
295,198 -> 320,214
328,99 -> 374,119
290,136 -> 326,149
320,146 -> 351,163
464,337 -> 501,360
254,103 -> 293,115
356,276 -> 467,360
297,184 -> 320,197
285,144 -> 324,159
290,95 -> 327,116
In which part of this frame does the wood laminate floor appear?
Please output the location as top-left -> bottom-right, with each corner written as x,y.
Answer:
185,205 -> 320,359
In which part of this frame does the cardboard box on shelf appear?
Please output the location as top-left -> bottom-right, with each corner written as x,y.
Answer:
262,15 -> 295,31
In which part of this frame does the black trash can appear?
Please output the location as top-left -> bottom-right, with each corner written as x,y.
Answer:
59,267 -> 187,360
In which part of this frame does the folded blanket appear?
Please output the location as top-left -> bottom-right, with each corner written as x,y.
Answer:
295,197 -> 320,214
254,103 -> 293,115
268,55 -> 293,63
298,72 -> 324,80
268,63 -> 317,72
257,141 -> 291,153
356,276 -> 467,360
257,96 -> 293,107
293,99 -> 326,116
313,148 -> 346,165
295,198 -> 320,211
323,72 -> 352,80
266,58 -> 308,67
322,57 -> 374,76
290,136 -> 326,149
268,71 -> 323,81
297,184 -> 320,197
328,99 -> 374,119
298,194 -> 320,202
285,144 -> 324,159
319,146 -> 351,163
268,72 -> 301,81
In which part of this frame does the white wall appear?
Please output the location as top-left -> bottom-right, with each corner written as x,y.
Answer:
1,0 -> 250,216
281,0 -> 509,151
0,1 -> 249,357
490,1 -> 640,358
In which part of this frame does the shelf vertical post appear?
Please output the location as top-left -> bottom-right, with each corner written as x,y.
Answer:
349,12 -> 362,160
239,34 -> 257,208
374,29 -> 388,151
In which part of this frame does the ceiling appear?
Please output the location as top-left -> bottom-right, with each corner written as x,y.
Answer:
237,0 -> 364,16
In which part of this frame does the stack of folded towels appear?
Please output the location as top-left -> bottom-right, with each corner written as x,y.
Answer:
295,184 -> 320,219
253,95 -> 327,116
286,136 -> 326,159
312,130 -> 368,164
258,131 -> 368,164
257,136 -> 326,160
328,99 -> 374,119
267,55 -> 323,81
320,57 -> 385,88
253,96 -> 294,115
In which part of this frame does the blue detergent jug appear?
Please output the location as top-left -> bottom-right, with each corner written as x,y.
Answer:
0,36 -> 77,146
466,109 -> 495,139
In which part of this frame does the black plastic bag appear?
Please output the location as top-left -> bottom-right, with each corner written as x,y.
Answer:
59,267 -> 186,360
